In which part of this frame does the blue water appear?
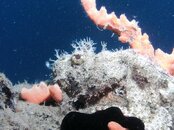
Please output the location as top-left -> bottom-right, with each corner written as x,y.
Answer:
0,0 -> 174,83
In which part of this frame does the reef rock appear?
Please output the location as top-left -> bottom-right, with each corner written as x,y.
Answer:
0,39 -> 174,130
0,73 -> 15,110
52,39 -> 174,130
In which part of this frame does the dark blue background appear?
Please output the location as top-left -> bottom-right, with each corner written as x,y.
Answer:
0,0 -> 174,83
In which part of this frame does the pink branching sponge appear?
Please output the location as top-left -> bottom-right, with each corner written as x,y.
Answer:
81,0 -> 174,75
20,82 -> 62,104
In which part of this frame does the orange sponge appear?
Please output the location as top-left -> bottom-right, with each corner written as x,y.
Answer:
20,82 -> 50,104
155,48 -> 174,75
20,82 -> 62,104
49,84 -> 63,102
81,0 -> 174,76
